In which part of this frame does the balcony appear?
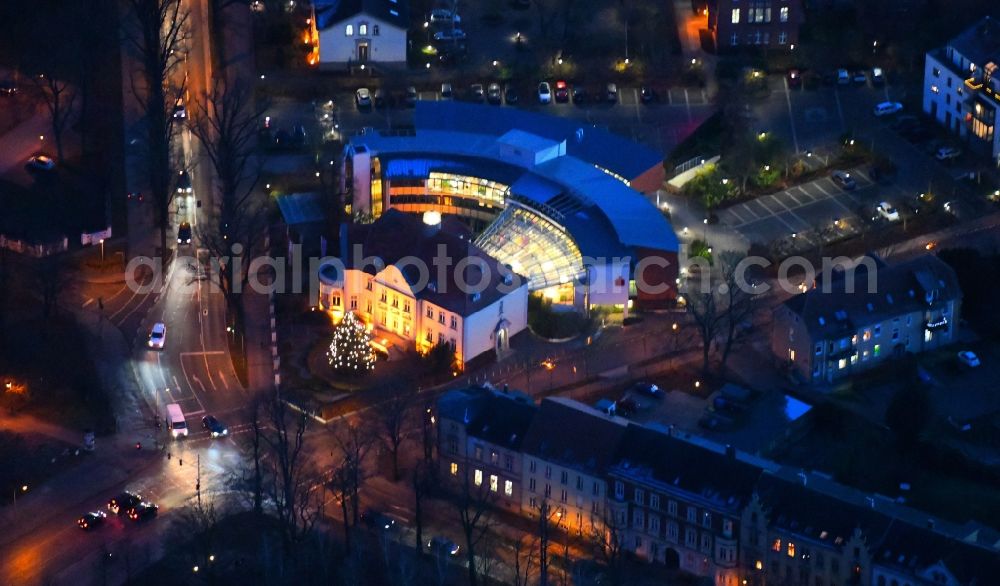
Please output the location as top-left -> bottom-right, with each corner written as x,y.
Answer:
925,316 -> 949,332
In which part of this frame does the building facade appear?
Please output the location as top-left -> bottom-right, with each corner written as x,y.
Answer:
772,255 -> 961,385
922,16 -> 1000,166
436,387 -> 537,512
343,102 -> 679,314
317,209 -> 529,367
520,398 -> 628,535
313,0 -> 408,67
608,426 -> 767,586
708,0 -> 804,51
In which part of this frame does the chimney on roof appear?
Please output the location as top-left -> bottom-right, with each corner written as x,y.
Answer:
725,445 -> 736,460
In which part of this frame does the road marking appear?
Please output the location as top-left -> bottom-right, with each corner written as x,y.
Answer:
813,181 -> 834,196
786,191 -> 804,206
82,298 -> 94,308
172,375 -> 183,394
218,370 -> 230,391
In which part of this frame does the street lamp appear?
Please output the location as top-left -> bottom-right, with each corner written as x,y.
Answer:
14,484 -> 27,506
99,238 -> 105,262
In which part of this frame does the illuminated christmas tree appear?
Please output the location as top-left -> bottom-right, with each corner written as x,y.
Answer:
327,312 -> 376,373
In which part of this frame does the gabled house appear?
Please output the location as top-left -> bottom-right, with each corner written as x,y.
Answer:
436,386 -> 537,512
520,398 -> 628,534
607,425 -> 770,586
771,255 -> 961,385
313,0 -> 408,68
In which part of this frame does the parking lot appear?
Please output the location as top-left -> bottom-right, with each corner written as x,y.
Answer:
262,83 -> 715,160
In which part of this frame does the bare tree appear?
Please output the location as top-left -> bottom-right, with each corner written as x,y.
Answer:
33,255 -> 72,321
32,74 -> 78,162
242,396 -> 266,518
333,422 -> 377,528
684,285 -> 724,376
123,0 -> 190,256
260,391 -> 324,553
376,390 -> 414,481
587,509 -> 627,586
717,251 -> 757,372
513,534 -> 538,586
189,76 -> 269,312
412,460 -> 430,558
455,468 -> 497,586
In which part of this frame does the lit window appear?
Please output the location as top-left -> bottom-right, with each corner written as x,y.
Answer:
863,329 -> 871,341
450,462 -> 458,475
474,469 -> 483,486
755,560 -> 763,570
780,6 -> 789,22
345,24 -> 353,36
731,8 -> 740,23
504,480 -> 513,496
788,542 -> 796,557
838,358 -> 847,369
772,539 -> 782,552
359,23 -> 367,35
490,475 -> 498,492
874,344 -> 881,357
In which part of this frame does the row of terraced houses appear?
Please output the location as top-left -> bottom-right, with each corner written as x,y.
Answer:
436,388 -> 1000,586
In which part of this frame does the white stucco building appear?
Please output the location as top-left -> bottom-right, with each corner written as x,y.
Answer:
313,0 -> 408,67
318,209 -> 528,368
923,16 -> 1000,166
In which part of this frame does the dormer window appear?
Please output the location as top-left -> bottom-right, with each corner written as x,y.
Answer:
345,24 -> 354,36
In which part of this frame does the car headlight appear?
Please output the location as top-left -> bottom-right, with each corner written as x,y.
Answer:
177,238 -> 182,243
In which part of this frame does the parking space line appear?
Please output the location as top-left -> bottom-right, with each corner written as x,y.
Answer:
831,194 -> 856,213
726,207 -> 749,224
786,191 -> 804,206
813,181 -> 835,196
742,203 -> 762,219
833,88 -> 846,132
757,198 -> 782,214
769,194 -> 795,212
633,88 -> 642,124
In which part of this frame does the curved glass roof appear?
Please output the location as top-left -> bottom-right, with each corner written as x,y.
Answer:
475,201 -> 584,291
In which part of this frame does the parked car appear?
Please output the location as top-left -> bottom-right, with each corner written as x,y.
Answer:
873,101 -> 903,117
571,86 -> 587,104
177,221 -> 192,245
871,67 -> 885,85
469,83 -> 485,102
605,83 -> 619,103
0,79 -> 18,95
786,69 -> 801,89
26,154 -> 55,172
943,200 -> 971,219
504,85 -> 519,105
537,81 -> 552,104
831,170 -> 857,190
836,69 -> 850,85
147,322 -> 166,349
554,80 -> 569,102
108,491 -> 143,515
373,89 -> 386,108
876,201 -> 900,222
853,70 -> 867,85
640,85 -> 656,102
428,536 -> 461,556
432,29 -> 467,43
427,8 -> 461,26
127,502 -> 159,522
202,415 -> 228,437
405,86 -> 418,107
355,87 -> 372,109
630,381 -> 664,399
957,350 -> 981,368
935,146 -> 961,161
712,395 -> 748,414
487,83 -> 501,104
78,511 -> 107,531
440,83 -> 453,100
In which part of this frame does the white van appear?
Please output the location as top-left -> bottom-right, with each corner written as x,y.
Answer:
166,403 -> 188,438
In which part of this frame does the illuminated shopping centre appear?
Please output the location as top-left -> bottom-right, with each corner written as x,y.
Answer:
342,101 -> 680,311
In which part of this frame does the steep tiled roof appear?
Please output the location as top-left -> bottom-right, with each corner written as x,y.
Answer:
314,0 -> 408,30
521,398 -> 628,474
466,391 -> 537,450
781,254 -> 961,338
